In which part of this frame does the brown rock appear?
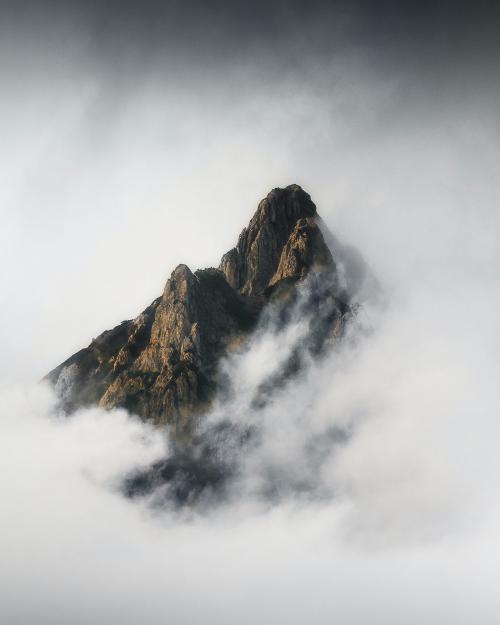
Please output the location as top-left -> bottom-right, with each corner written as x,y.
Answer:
46,185 -> 350,434
219,184 -> 318,295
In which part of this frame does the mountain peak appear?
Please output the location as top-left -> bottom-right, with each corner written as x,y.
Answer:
46,186 -> 349,434
252,185 -> 316,233
219,184 -> 323,296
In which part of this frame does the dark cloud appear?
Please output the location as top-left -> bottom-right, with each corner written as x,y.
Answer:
4,0 -> 500,69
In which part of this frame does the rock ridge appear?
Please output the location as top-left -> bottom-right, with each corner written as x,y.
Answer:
46,184 -> 349,434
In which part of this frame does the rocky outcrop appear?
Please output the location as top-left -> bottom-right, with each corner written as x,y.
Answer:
219,185 -> 320,295
268,216 -> 334,288
46,184 -> 350,434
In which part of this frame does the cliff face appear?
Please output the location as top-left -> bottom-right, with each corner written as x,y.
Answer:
46,184 -> 349,434
219,185 -> 321,295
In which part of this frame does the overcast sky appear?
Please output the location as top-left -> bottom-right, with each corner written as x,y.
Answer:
1,2 -> 500,624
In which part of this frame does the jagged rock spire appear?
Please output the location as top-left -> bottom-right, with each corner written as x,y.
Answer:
219,184 -> 327,295
46,185 -> 346,434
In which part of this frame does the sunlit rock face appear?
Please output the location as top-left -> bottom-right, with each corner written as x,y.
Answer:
46,185 -> 350,435
219,184 -> 321,295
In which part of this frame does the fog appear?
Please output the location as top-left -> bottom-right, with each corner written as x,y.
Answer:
1,2 -> 500,623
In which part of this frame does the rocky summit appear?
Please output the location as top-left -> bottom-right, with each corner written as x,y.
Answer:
46,185 -> 353,436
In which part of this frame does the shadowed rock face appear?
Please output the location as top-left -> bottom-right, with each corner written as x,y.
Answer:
46,184 -> 348,435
